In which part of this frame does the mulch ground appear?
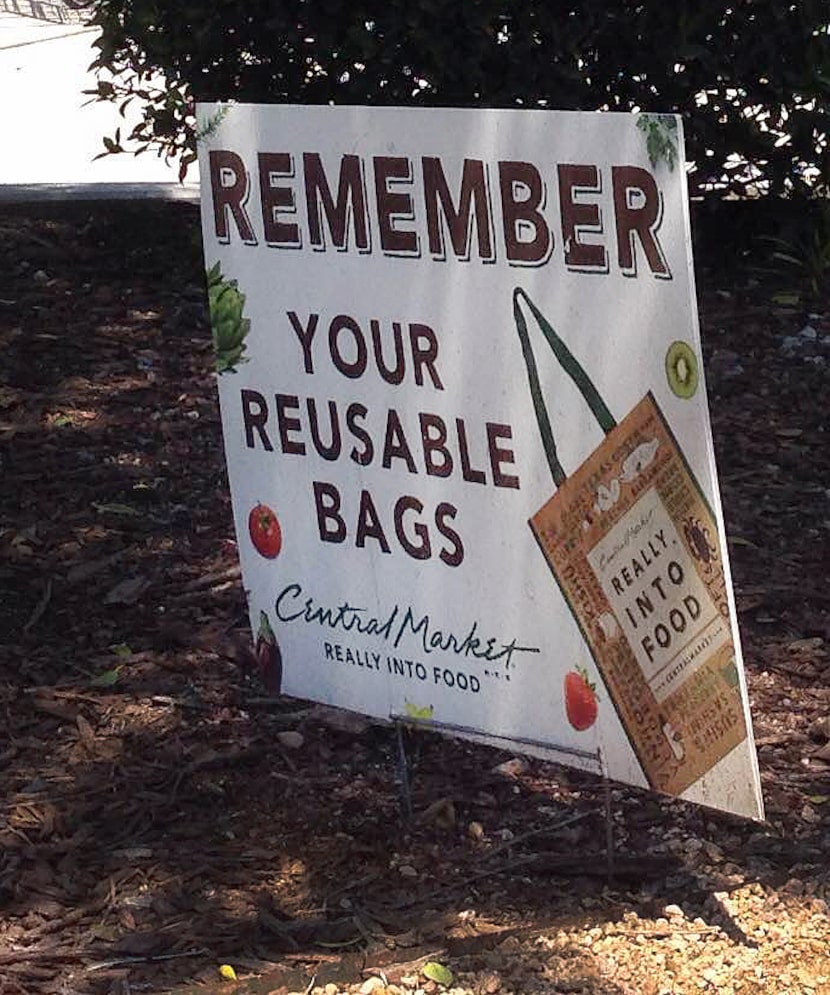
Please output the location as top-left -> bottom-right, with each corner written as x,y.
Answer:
1,200 -> 829,995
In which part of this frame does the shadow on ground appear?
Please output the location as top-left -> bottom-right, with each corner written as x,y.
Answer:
1,202 -> 829,995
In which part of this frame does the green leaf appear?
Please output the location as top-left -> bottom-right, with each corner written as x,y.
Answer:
91,668 -> 121,688
576,664 -> 597,695
258,610 -> 275,642
404,702 -> 434,720
92,502 -> 141,517
769,251 -> 806,268
646,130 -> 661,167
111,643 -> 133,657
771,292 -> 802,306
638,114 -> 678,171
423,962 -> 453,986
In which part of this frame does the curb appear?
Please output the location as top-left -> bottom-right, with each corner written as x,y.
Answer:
0,182 -> 201,202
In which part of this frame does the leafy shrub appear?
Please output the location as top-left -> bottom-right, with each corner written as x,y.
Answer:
754,197 -> 830,305
79,0 -> 829,200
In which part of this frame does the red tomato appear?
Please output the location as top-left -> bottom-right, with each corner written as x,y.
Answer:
248,503 -> 282,558
564,668 -> 598,731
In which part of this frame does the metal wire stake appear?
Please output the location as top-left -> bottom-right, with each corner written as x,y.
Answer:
395,721 -> 413,820
599,746 -> 615,881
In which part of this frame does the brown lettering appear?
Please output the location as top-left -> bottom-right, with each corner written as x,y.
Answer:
328,315 -> 368,378
436,503 -> 464,567
612,166 -> 670,277
313,481 -> 346,543
373,156 -> 418,254
287,310 -> 319,373
382,410 -> 418,473
409,323 -> 443,390
558,164 -> 607,271
487,423 -> 520,489
456,418 -> 486,484
209,150 -> 255,243
370,319 -> 406,385
307,398 -> 342,460
258,152 -> 301,247
498,161 -> 551,264
304,153 -> 370,251
423,157 -> 493,260
356,490 -> 391,552
240,389 -> 272,450
419,413 -> 453,477
346,402 -> 374,466
275,393 -> 306,455
394,496 -> 431,560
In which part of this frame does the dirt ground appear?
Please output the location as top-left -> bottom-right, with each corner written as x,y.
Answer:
1,201 -> 829,995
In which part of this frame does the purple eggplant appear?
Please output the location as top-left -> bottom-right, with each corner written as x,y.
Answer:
255,610 -> 282,695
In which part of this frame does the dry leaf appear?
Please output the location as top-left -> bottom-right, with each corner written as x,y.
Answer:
788,637 -> 824,654
276,731 -> 304,750
76,714 -> 96,748
67,550 -> 126,584
31,695 -> 78,722
419,797 -> 457,830
104,575 -> 150,605
808,716 -> 830,742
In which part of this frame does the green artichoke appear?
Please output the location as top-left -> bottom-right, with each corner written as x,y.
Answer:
206,261 -> 251,374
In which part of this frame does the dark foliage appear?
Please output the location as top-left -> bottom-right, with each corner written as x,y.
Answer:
80,1 -> 829,198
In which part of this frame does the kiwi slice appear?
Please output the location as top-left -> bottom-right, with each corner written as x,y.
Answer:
721,657 -> 740,688
665,340 -> 699,398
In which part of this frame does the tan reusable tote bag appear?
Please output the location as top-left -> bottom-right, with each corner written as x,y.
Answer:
515,287 -> 747,795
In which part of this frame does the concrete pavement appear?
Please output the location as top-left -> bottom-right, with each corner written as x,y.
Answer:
0,7 -> 200,197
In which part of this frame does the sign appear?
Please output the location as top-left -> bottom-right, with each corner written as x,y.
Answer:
197,103 -> 763,820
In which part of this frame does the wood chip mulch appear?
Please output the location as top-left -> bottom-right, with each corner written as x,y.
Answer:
1,201 -> 829,995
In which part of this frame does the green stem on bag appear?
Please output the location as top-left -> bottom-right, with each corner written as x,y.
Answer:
513,287 -> 617,487
513,288 -> 566,486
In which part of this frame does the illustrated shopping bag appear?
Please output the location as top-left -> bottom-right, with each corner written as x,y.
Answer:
516,288 -> 748,796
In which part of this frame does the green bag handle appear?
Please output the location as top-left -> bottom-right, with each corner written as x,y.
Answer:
513,286 -> 617,488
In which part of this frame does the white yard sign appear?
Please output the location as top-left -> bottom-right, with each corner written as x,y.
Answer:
197,103 -> 763,820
